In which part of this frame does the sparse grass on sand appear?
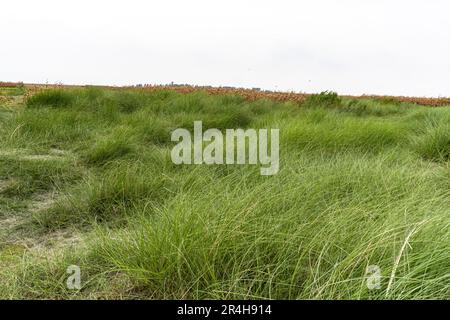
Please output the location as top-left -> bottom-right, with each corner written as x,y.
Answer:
0,88 -> 448,299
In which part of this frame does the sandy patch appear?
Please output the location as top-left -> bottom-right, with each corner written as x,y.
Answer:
0,148 -> 73,161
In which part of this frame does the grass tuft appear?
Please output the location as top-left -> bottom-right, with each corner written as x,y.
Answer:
26,90 -> 74,108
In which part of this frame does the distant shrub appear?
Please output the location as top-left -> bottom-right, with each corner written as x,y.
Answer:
26,90 -> 74,108
304,91 -> 341,108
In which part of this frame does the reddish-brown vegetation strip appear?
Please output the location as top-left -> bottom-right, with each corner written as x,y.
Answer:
0,82 -> 20,88
130,85 -> 450,107
2,82 -> 450,107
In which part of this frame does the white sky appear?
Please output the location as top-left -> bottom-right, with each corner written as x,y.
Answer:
1,0 -> 449,96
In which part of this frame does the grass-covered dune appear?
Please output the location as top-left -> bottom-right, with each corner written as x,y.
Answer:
0,87 -> 449,299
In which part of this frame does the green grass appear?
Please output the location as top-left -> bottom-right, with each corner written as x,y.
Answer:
0,87 -> 25,97
0,89 -> 448,299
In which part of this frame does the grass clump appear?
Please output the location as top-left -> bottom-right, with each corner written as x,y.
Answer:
115,91 -> 145,113
0,154 -> 81,198
26,90 -> 74,108
341,99 -> 410,117
282,112 -> 406,153
411,109 -> 450,162
34,158 -> 175,228
124,110 -> 173,145
83,128 -> 136,166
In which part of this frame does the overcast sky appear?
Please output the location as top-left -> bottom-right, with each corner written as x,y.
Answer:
1,0 -> 449,96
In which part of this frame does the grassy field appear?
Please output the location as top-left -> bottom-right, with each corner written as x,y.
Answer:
0,87 -> 448,299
